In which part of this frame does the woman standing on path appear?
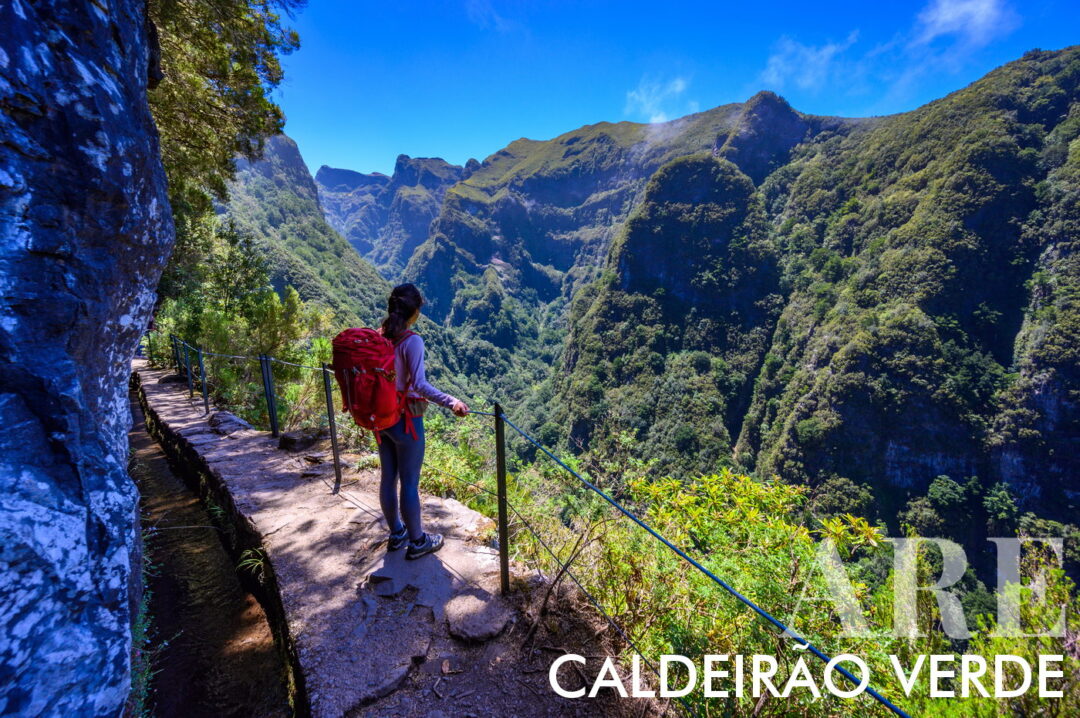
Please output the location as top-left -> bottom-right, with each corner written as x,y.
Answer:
379,283 -> 469,559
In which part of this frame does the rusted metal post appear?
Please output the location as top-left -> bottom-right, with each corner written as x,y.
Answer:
495,402 -> 510,595
322,364 -> 343,494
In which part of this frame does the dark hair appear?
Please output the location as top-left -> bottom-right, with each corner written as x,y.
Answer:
381,283 -> 424,340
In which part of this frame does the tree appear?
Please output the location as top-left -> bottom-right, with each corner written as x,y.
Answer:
984,483 -> 1020,535
149,0 -> 304,301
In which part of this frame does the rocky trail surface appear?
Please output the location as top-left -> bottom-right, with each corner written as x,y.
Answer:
133,361 -> 657,717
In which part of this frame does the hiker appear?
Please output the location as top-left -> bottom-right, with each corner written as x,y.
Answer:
377,283 -> 469,559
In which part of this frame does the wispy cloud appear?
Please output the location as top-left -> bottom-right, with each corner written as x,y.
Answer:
757,0 -> 1020,111
464,0 -> 517,32
761,32 -> 859,91
913,0 -> 1019,48
625,76 -> 695,123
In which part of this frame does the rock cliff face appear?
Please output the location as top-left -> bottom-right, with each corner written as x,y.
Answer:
557,156 -> 781,471
401,101 -> 854,349
315,155 -> 468,278
0,0 -> 173,715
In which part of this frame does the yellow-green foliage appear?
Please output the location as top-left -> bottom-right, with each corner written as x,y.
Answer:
418,413 -> 1078,717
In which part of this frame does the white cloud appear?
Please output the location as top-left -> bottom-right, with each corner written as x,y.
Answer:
761,31 -> 859,91
625,76 -> 692,123
914,0 -> 1019,48
755,0 -> 1020,110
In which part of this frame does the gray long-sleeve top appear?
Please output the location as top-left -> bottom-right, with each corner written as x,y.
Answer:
393,332 -> 456,408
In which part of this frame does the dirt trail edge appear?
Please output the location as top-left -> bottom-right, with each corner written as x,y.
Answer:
133,360 -> 658,718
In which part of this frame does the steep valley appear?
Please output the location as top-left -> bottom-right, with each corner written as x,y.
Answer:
233,47 -> 1079,537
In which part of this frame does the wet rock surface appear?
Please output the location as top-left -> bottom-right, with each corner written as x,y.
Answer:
0,1 -> 173,715
135,361 -> 629,717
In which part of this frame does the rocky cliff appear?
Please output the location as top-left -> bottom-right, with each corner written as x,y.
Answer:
399,98 -> 856,361
0,0 -> 174,713
316,155 -> 469,278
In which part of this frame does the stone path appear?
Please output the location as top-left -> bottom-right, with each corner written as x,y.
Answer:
133,361 -> 648,718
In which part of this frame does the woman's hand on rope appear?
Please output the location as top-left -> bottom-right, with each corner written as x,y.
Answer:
450,398 -> 469,417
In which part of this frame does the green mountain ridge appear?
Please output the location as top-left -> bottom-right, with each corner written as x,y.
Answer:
223,134 -> 481,402
236,48 -> 1078,532
558,47 -> 1080,529
224,134 -> 390,326
403,93 -> 863,336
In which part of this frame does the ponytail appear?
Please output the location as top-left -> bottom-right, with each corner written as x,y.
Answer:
381,283 -> 425,341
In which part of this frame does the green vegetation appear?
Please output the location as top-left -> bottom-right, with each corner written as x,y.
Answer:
555,154 -> 781,474
224,134 -> 390,325
149,0 -> 303,305
144,30 -> 1080,715
551,47 -> 1080,545
142,327 -> 1080,714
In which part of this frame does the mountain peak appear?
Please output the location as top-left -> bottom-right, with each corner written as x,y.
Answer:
715,90 -> 809,183
743,90 -> 794,113
314,165 -> 390,193
392,154 -> 465,189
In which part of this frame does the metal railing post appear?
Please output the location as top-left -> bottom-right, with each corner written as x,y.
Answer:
322,364 -> 343,494
268,359 -> 279,438
184,342 -> 194,397
171,335 -> 180,374
197,347 -> 209,415
258,354 -> 270,432
259,354 -> 279,437
494,402 -> 510,595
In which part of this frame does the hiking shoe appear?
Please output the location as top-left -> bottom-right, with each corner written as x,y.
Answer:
388,525 -> 409,551
405,532 -> 444,560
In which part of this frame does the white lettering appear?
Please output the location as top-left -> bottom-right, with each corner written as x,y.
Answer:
781,657 -> 821,698
995,655 -> 1031,698
659,655 -> 696,698
1038,655 -> 1063,698
588,657 -> 627,698
549,654 -> 586,698
890,654 -> 924,696
824,654 -> 869,698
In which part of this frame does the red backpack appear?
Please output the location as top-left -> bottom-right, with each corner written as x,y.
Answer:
331,328 -> 419,442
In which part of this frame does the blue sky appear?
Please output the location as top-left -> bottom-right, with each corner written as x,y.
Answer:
276,0 -> 1079,176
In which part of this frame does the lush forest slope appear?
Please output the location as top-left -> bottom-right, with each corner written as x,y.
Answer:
557,47 -> 1080,527
222,135 -> 481,400
224,134 -> 390,326
402,95 -> 859,346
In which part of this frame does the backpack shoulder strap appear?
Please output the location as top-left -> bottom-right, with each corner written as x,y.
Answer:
392,329 -> 417,346
393,330 -> 420,396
